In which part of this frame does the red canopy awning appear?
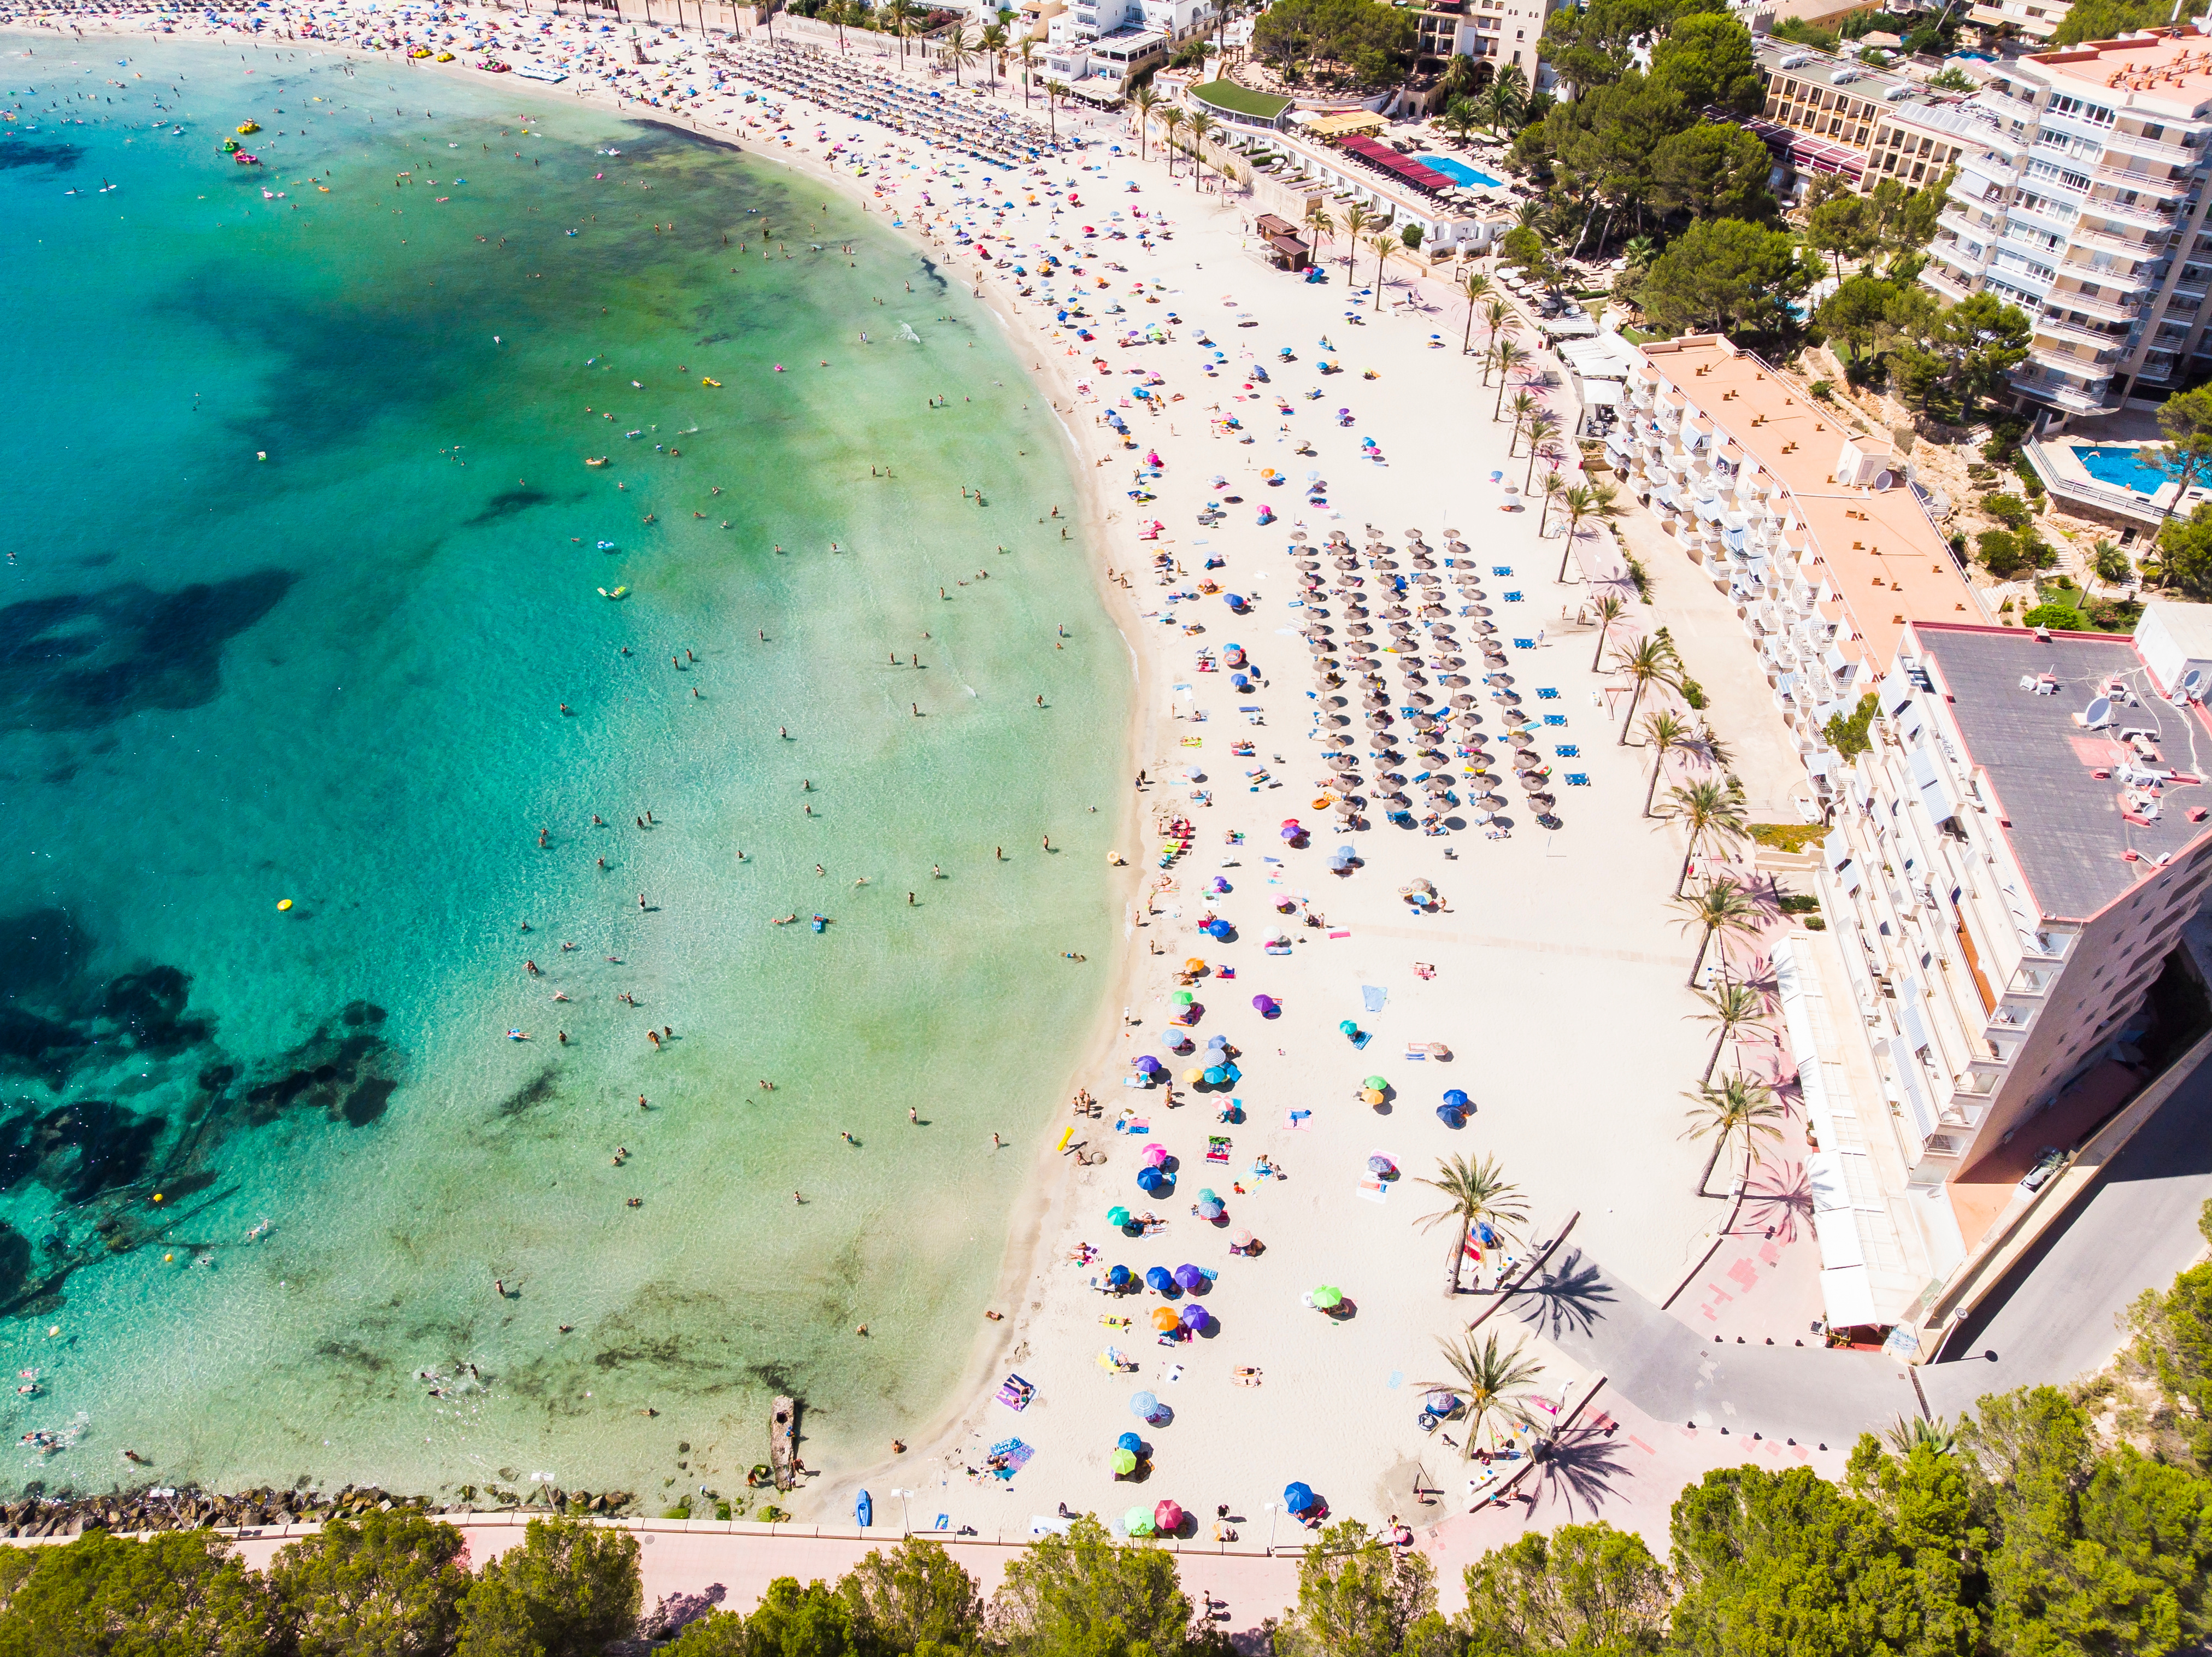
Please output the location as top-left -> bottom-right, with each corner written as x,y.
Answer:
1333,132 -> 1455,195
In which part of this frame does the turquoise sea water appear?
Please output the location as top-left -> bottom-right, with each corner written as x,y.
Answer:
0,37 -> 1125,1503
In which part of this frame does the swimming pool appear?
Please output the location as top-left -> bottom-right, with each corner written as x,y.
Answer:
2073,443 -> 2179,494
1425,154 -> 1504,189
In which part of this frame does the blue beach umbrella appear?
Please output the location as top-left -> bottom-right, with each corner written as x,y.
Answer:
1131,1390 -> 1160,1418
1108,1207 -> 1132,1230
1443,1089 -> 1470,1109
1284,1481 -> 1316,1514
1203,1067 -> 1226,1086
1108,1263 -> 1133,1286
1117,1431 -> 1144,1453
1145,1266 -> 1174,1293
1137,1167 -> 1166,1194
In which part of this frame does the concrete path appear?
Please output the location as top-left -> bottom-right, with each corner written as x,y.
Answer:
1502,1245 -> 1917,1451
1920,1044 -> 2212,1419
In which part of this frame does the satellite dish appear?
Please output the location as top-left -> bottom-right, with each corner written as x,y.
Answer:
2085,696 -> 2114,727
2183,669 -> 2204,701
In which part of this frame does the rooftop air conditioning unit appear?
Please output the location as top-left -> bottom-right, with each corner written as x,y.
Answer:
1776,50 -> 1811,68
1885,83 -> 1913,99
1832,67 -> 1861,83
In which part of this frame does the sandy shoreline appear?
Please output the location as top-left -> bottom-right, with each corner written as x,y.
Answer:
15,6 -> 1868,1580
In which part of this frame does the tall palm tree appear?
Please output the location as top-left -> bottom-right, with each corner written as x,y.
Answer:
1459,268 -> 1492,356
1422,1331 -> 1544,1459
1680,1071 -> 1784,1197
1305,201 -> 1336,266
1670,877 -> 1761,991
1129,82 -> 1158,155
1552,482 -> 1619,584
1587,592 -> 1626,673
1044,78 -> 1066,140
979,21 -> 1008,87
942,21 -> 976,86
1664,778 -> 1748,896
1536,469 -> 1568,537
1158,105 -> 1186,174
822,0 -> 848,50
1187,110 -> 1217,190
1415,1153 -> 1528,1296
1480,297 -> 1519,386
1522,412 -> 1560,493
1367,228 -> 1398,310
1491,338 -> 1528,421
1610,636 -> 1680,746
1503,390 -> 1538,452
1690,982 -> 1767,1087
885,0 -> 915,59
1638,710 -> 1694,818
1017,38 -> 1037,105
1340,201 -> 1373,274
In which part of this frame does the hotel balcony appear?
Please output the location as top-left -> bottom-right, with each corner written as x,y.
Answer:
2085,196 -> 2180,232
2043,287 -> 2142,325
2033,315 -> 2129,355
2096,163 -> 2194,200
2099,125 -> 2204,167
1922,263 -> 1976,303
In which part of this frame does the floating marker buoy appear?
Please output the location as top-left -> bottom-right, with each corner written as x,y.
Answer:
277,898 -> 293,911
152,1193 -> 164,1203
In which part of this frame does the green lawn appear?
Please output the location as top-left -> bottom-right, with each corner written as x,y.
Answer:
1190,79 -> 1292,120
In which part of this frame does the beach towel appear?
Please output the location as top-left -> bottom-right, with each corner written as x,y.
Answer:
1355,1178 -> 1390,1203
1029,1515 -> 1074,1537
1206,1136 -> 1231,1162
985,1438 -> 1036,1479
995,1374 -> 1036,1412
1361,985 -> 1389,1013
1284,1109 -> 1313,1131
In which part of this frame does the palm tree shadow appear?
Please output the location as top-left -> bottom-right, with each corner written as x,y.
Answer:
1738,1156 -> 1814,1246
1522,1421 -> 1633,1520
1504,1247 -> 1617,1341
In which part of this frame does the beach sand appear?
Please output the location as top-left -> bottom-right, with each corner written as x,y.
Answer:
17,3 -> 1799,1565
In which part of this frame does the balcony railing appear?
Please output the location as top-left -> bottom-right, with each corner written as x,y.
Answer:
2096,162 -> 2193,199
2043,286 -> 2141,324
2097,125 -> 2204,167
1923,264 -> 1975,302
2085,196 -> 2180,231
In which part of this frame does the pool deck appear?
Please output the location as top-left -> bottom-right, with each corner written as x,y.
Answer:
2023,436 -> 2202,526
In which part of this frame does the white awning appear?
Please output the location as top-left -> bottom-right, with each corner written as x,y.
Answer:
1807,1150 -> 1851,1213
1821,1265 -> 1880,1330
1580,378 -> 1623,406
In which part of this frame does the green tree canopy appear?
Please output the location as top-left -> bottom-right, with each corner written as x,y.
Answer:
0,1531 -> 274,1657
1456,1520 -> 1670,1654
1279,1520 -> 1438,1657
839,1540 -> 984,1654
990,1515 -> 1195,1657
2052,0 -> 2210,45
1648,13 -> 1762,114
1651,122 -> 1776,222
1638,218 -> 1811,336
270,1511 -> 472,1657
1538,0 -> 1729,91
455,1518 -> 641,1657
1250,0 -> 1415,86
1542,74 -> 1692,235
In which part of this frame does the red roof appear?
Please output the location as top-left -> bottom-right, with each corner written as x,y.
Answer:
1729,112 -> 1867,180
1333,132 -> 1455,194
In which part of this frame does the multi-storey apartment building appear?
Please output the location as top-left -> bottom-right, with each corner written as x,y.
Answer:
1923,31 -> 2212,415
1816,621 -> 2212,1230
1963,0 -> 2073,44
1752,40 -> 1981,190
1613,336 -> 1990,808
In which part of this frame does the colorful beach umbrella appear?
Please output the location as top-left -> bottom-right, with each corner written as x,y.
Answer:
1311,1285 -> 1343,1309
1124,1506 -> 1155,1536
1131,1390 -> 1160,1418
1154,1499 -> 1185,1532
1180,1303 -> 1211,1332
1173,1263 -> 1205,1291
1284,1480 -> 1316,1514
1364,1076 -> 1390,1090
1117,1431 -> 1144,1453
1112,1448 -> 1138,1474
1443,1089 -> 1470,1109
1151,1306 -> 1181,1331
1108,1262 -> 1132,1286
1142,1143 -> 1169,1167
1145,1266 -> 1174,1293
1108,1208 -> 1132,1230
1137,1167 -> 1166,1194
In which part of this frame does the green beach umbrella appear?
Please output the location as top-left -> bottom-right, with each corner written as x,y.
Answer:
1312,1285 -> 1344,1309
1108,1206 -> 1132,1228
1363,1076 -> 1391,1091
1124,1506 -> 1155,1536
1113,1447 -> 1138,1474
1173,990 -> 1195,1005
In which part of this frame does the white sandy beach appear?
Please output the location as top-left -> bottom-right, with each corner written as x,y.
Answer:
10,1 -> 1843,1589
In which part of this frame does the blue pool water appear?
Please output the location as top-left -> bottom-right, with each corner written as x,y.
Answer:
1425,155 -> 1504,189
2074,444 -> 2178,493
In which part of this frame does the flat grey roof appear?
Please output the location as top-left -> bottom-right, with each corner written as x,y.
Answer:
1918,625 -> 2212,921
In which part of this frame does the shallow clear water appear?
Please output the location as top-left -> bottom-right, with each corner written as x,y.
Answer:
0,36 -> 1125,1503
1422,155 -> 1501,190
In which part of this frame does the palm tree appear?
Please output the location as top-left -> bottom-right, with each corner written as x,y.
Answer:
1480,298 -> 1520,385
1490,338 -> 1528,421
1670,877 -> 1761,991
1340,201 -> 1373,273
1415,1153 -> 1528,1295
1680,1071 -> 1784,1197
1690,982 -> 1767,1086
1522,412 -> 1560,492
885,0 -> 915,59
942,21 -> 976,86
1187,110 -> 1217,190
979,21 -> 1008,87
1367,228 -> 1398,311
1459,268 -> 1492,355
1639,710 -> 1694,818
1157,105 -> 1187,174
1536,469 -> 1568,537
1017,38 -> 1037,105
1503,390 -> 1537,452
1129,83 -> 1158,155
1552,482 -> 1619,583
1610,636 -> 1680,746
1478,70 -> 1523,138
1422,1330 -> 1544,1459
1044,78 -> 1066,140
1587,592 -> 1626,673
1664,778 -> 1748,896
1305,201 -> 1335,266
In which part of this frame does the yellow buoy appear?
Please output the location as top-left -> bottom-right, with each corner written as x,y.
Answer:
163,1254 -> 174,1263
277,898 -> 293,911
152,1192 -> 164,1203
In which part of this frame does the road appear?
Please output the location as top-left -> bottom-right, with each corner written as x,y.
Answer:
1920,1048 -> 2212,1420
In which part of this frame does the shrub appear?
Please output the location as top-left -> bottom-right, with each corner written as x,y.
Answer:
1680,675 -> 1708,710
1823,692 -> 1880,759
1978,527 -> 2030,578
1982,492 -> 2032,528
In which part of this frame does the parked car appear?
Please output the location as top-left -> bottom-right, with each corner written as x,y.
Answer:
2021,1146 -> 2066,1191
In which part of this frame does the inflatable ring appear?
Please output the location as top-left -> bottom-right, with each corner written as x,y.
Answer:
1312,797 -> 1332,809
